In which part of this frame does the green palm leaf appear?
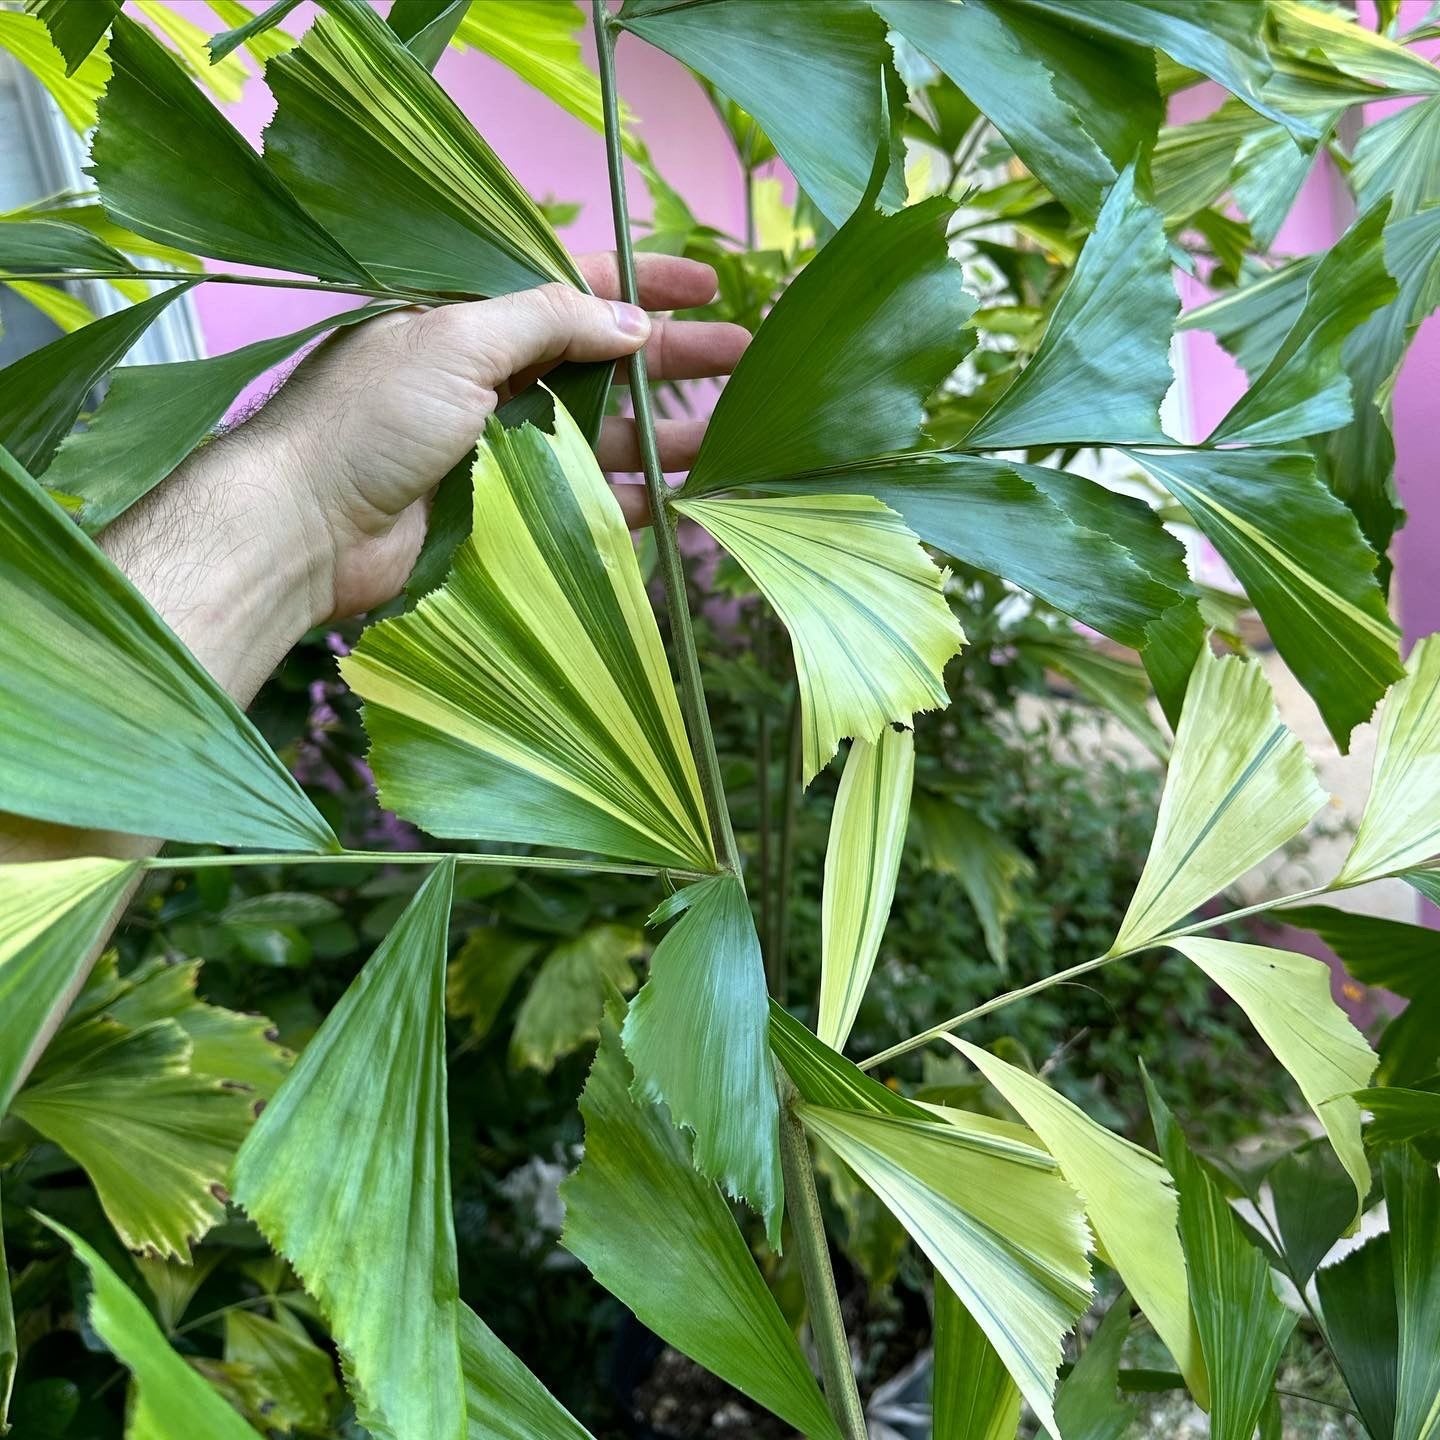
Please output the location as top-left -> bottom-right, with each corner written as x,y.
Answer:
34,1218 -> 262,1440
95,952 -> 292,1098
342,405 -> 714,871
446,928 -> 540,1046
1183,206 -> 1440,562
1283,904 -> 1440,1085
949,1038 -> 1205,1405
223,1309 -> 339,1434
460,1303 -> 594,1440
0,284 -> 192,475
0,216 -> 133,277
385,0 -> 472,69
813,455 -> 1198,710
0,1183 -> 12,1431
878,0 -> 1160,224
818,727 -> 913,1050
0,858 -> 136,1114
1269,0 -> 1440,97
932,1275 -> 1020,1440
1316,1234 -> 1398,1440
674,496 -> 962,782
1384,1144 -> 1440,1440
1004,0 -> 1311,141
43,302 -> 399,534
510,923 -> 645,1073
0,447 -> 337,853
1340,634 -> 1440,885
1054,1298 -> 1138,1440
1113,648 -> 1324,955
623,874 -> 782,1239
1145,1079 -> 1297,1440
1179,254 -> 1318,380
1322,204 -> 1440,561
1169,938 -> 1376,1217
963,166 -> 1175,449
206,0 -> 299,64
562,1008 -> 838,1440
1356,1088 -> 1440,1147
92,15 -> 368,282
616,0 -> 900,227
232,861 -> 465,1440
264,0 -> 580,295
682,199 -> 973,497
25,0 -> 118,76
1020,632 -> 1170,761
2,198 -> 201,272
1127,445 -> 1403,749
1354,95 -> 1440,220
1208,204 -> 1397,446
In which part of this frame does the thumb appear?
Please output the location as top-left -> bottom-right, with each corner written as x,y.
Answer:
410,283 -> 651,392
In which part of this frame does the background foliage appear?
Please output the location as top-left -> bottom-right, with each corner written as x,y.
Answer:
3,1 -> 1440,1439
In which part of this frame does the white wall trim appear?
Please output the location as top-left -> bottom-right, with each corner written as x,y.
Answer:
6,49 -> 206,364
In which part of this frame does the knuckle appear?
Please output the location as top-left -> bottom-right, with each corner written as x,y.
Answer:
535,282 -> 584,327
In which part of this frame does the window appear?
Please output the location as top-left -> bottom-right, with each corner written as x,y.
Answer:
0,47 -> 203,369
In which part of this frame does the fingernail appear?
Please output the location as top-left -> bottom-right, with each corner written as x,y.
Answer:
611,301 -> 650,338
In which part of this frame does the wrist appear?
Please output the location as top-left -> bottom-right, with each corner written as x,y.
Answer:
99,425 -> 324,705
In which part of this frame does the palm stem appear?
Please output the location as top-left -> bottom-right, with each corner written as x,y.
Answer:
2,268 -> 436,303
143,848 -> 698,880
858,880 -> 1346,1071
778,1085 -> 869,1440
594,1 -> 738,873
594,11 -> 864,1434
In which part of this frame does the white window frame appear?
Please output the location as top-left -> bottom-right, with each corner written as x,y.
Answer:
6,49 -> 205,365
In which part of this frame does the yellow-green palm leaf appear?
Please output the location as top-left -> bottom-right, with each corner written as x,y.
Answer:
0,857 -> 136,1113
0,10 -> 109,131
949,1037 -> 1206,1405
819,727 -> 913,1051
343,405 -> 714,872
674,495 -> 963,781
1169,938 -> 1377,1219
14,1015 -> 257,1262
797,1103 -> 1091,1439
1339,633 -> 1440,885
1112,648 -> 1325,955
773,1011 -> 1091,1438
264,0 -> 579,296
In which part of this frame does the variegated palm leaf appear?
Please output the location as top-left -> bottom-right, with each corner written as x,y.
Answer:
342,400 -> 715,873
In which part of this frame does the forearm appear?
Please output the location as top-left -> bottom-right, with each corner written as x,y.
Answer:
0,423 -> 316,866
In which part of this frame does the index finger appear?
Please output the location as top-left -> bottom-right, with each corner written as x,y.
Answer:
576,252 -> 720,311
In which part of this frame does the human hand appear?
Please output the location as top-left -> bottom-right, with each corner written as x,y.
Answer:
242,252 -> 747,621
99,254 -> 749,703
